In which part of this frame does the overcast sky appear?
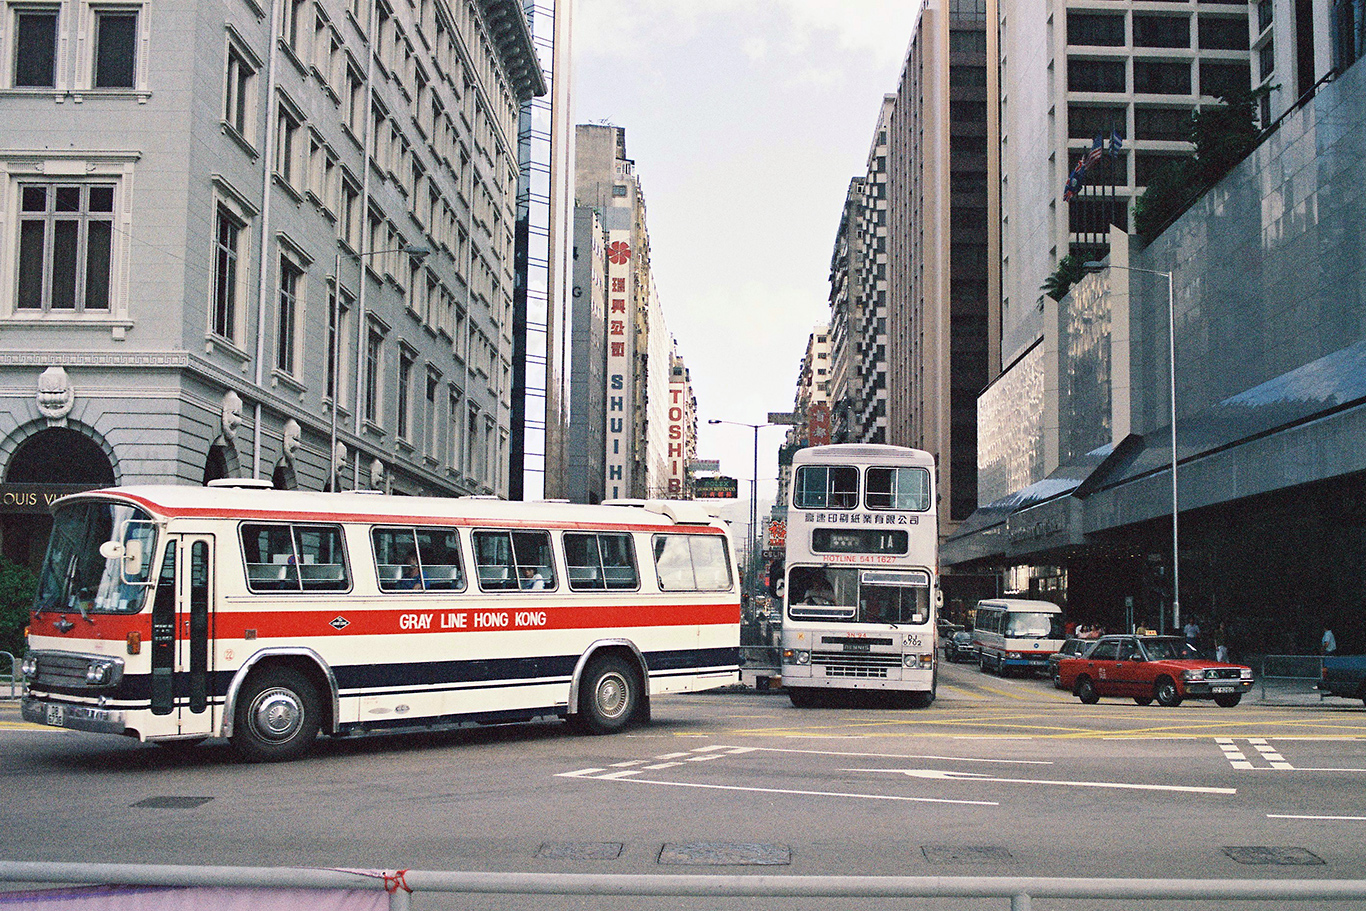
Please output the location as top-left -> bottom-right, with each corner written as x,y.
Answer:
570,0 -> 921,529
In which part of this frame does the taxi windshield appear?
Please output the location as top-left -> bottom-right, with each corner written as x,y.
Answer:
35,501 -> 158,615
1140,637 -> 1190,660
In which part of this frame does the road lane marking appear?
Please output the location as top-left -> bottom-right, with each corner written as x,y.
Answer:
614,777 -> 999,806
559,768 -> 606,777
642,762 -> 683,770
1218,738 -> 1255,769
846,767 -> 1236,795
1268,814 -> 1366,820
743,745 -> 1051,764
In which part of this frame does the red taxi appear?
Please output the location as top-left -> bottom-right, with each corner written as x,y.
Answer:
1056,635 -> 1253,707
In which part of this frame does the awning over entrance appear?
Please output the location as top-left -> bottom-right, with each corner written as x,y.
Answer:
942,442 -> 1119,569
945,338 -> 1366,570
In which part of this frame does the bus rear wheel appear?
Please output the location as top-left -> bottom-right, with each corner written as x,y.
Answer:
575,655 -> 639,735
232,667 -> 321,762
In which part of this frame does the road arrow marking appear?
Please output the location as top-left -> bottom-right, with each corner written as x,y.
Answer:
845,767 -> 1235,795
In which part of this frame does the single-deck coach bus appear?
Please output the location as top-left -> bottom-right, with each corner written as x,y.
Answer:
21,484 -> 740,761
779,444 -> 939,707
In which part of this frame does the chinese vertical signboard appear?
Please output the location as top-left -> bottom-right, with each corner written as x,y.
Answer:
604,233 -> 632,499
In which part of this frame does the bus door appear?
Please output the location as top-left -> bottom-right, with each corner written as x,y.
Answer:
149,534 -> 215,734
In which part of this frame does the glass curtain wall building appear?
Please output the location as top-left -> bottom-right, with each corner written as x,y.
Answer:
512,0 -> 573,500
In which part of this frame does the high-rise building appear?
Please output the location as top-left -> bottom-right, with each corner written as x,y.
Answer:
570,124 -> 685,501
565,206 -> 606,503
853,98 -> 894,445
826,178 -> 864,444
511,0 -> 574,501
998,0 -> 1255,368
883,0 -> 996,528
0,0 -> 543,564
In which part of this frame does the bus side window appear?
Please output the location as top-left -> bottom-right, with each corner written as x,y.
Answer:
653,534 -> 732,592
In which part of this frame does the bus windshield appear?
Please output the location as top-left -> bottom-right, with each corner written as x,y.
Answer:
1004,611 -> 1065,639
36,501 -> 158,615
787,565 -> 930,625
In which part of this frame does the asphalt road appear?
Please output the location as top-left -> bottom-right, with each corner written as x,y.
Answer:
4,660 -> 1366,910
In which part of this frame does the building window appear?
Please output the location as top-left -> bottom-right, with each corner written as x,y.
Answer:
425,370 -> 438,459
13,9 -> 59,87
1068,59 -> 1126,93
365,325 -> 382,424
326,284 -> 352,403
17,184 -> 114,312
1133,15 -> 1191,48
1067,12 -> 1124,46
224,41 -> 256,140
212,204 -> 245,341
276,103 -> 301,187
1134,107 -> 1194,141
276,255 -> 302,375
92,9 -> 137,87
1199,16 -> 1251,50
397,349 -> 413,440
1134,60 -> 1192,95
1260,38 -> 1276,77
1069,105 -> 1127,139
1201,61 -> 1250,98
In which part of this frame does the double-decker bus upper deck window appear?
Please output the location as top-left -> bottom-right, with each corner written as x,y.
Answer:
473,529 -> 556,591
865,466 -> 931,511
653,533 -> 732,592
564,532 -> 639,591
794,465 -> 859,509
241,523 -> 349,592
373,526 -> 466,591
36,501 -> 158,614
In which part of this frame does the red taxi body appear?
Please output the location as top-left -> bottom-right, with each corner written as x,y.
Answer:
1055,634 -> 1253,707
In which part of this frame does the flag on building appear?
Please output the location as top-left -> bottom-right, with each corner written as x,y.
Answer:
1109,128 -> 1124,158
1085,133 -> 1105,167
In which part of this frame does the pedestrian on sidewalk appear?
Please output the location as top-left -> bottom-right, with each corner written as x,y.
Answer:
1322,627 -> 1337,656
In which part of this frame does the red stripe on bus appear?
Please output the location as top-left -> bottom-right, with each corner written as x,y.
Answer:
29,603 -> 739,641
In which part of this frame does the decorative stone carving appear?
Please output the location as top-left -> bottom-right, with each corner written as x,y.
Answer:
36,366 -> 74,426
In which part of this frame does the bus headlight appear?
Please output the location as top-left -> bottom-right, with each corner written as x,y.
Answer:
905,653 -> 933,668
84,658 -> 121,687
784,649 -> 810,666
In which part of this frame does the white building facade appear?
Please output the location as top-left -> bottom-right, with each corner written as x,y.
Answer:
0,0 -> 543,564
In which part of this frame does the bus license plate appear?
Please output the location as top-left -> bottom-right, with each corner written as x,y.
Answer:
1211,686 -> 1235,694
46,704 -> 65,726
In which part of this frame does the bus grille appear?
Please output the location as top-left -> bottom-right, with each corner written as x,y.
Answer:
32,653 -> 96,688
813,650 -> 900,679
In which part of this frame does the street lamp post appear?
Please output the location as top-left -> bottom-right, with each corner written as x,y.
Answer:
707,418 -> 777,595
1085,260 -> 1179,631
330,244 -> 429,492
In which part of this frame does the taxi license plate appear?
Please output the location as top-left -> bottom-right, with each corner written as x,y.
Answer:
45,704 -> 65,726
1211,686 -> 1235,694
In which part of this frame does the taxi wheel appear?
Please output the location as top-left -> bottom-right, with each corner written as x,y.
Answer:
1076,676 -> 1100,704
1214,693 -> 1242,707
1155,677 -> 1183,707
1134,695 -> 1153,706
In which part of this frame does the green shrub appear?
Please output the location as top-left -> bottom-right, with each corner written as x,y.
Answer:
0,557 -> 38,659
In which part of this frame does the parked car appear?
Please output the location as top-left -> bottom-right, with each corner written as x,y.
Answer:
1319,655 -> 1366,703
1056,635 -> 1253,707
1048,638 -> 1096,687
944,630 -> 978,663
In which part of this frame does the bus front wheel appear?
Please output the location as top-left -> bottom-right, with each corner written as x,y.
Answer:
788,687 -> 819,708
575,655 -> 639,734
232,667 -> 321,762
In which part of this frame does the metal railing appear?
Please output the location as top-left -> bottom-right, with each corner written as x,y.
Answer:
0,651 -> 18,699
1257,653 -> 1324,703
5,861 -> 1366,910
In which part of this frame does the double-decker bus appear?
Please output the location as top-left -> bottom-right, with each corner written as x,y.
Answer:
21,484 -> 739,761
779,444 -> 939,708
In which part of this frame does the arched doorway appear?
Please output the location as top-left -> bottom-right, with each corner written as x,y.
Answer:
2,428 -> 115,569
